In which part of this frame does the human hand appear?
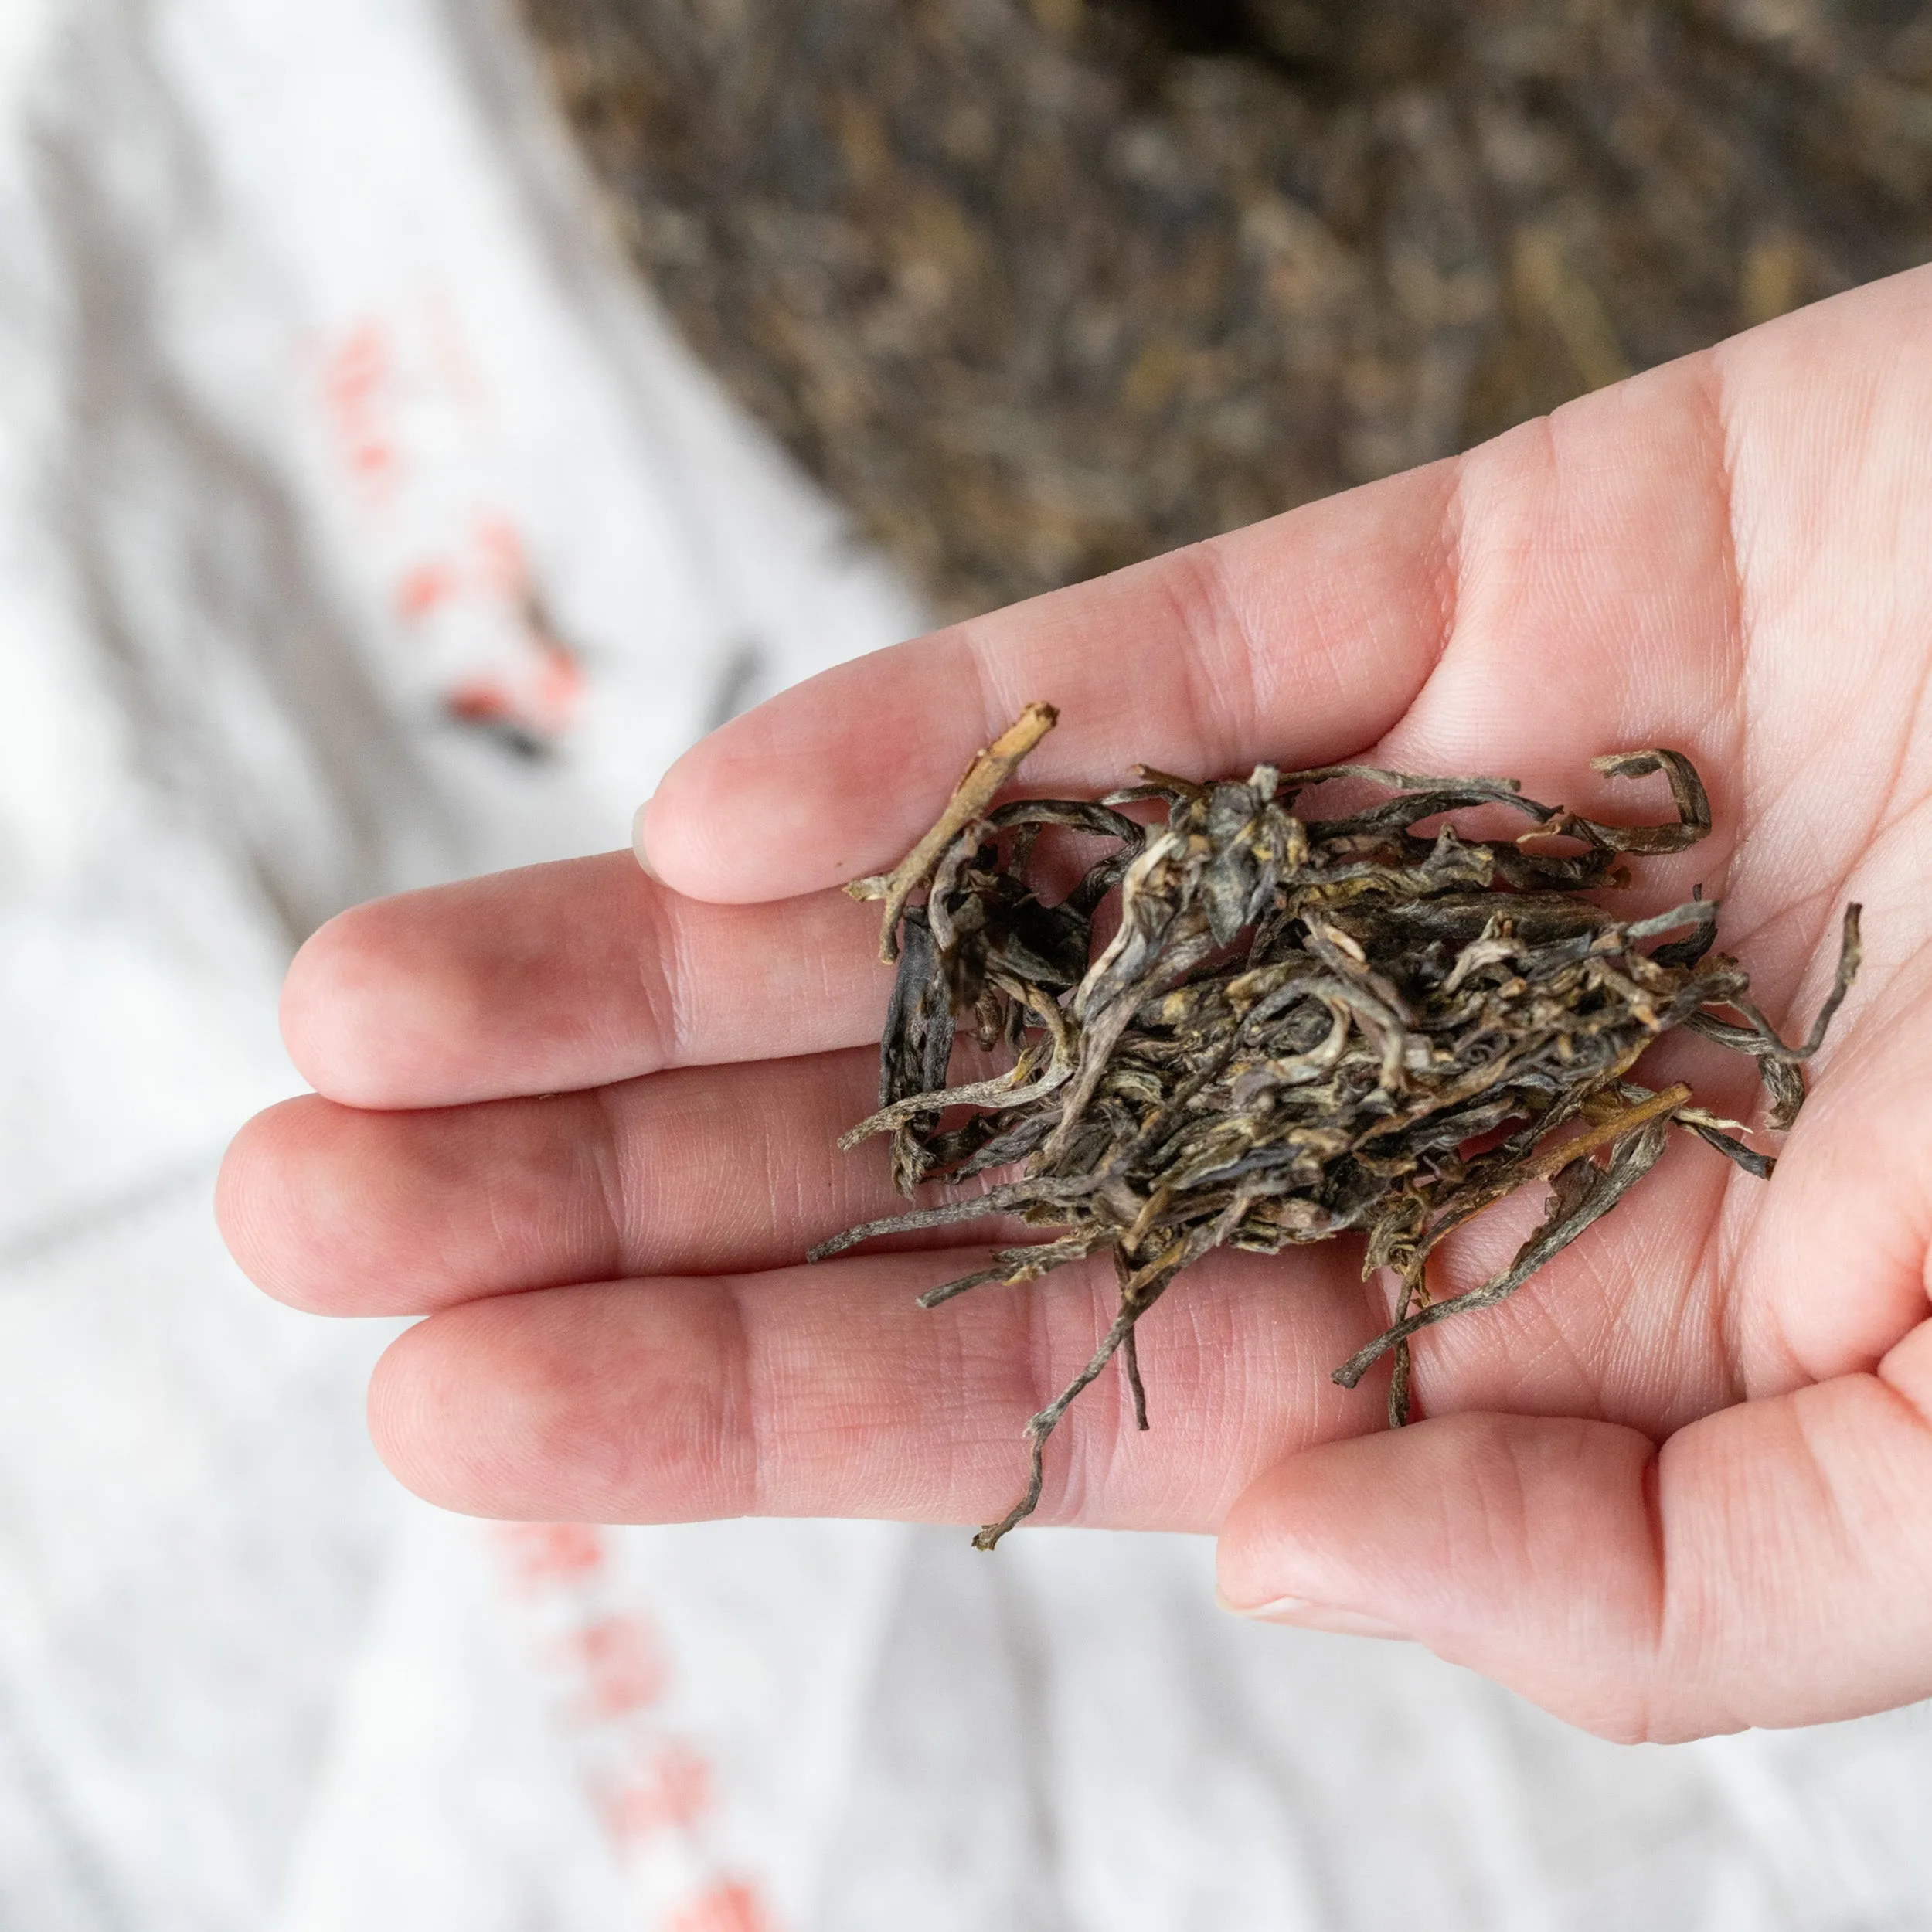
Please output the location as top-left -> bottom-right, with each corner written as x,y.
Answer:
218,267 -> 1932,1743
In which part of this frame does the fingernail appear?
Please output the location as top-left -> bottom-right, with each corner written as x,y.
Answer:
1218,1591 -> 1410,1641
631,798 -> 659,879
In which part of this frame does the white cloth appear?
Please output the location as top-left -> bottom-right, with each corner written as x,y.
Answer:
1,2 -> 1928,1927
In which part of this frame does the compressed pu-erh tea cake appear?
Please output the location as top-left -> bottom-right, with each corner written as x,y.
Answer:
520,0 -> 1932,617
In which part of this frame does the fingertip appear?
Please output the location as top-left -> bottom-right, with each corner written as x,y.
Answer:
222,1093 -> 424,1316
277,856 -> 665,1109
364,1282 -> 754,1525
281,898 -> 464,1108
1216,1413 -> 1666,1739
644,692 -> 912,903
1214,1427 -> 1395,1621
636,710 -> 779,902
218,1096 -> 403,1315
215,1102 -> 287,1297
367,1309 -> 542,1519
367,1317 -> 468,1511
277,910 -> 345,1096
219,1091 -> 563,1318
630,794 -> 660,879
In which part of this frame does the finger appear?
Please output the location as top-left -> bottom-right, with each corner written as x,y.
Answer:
1216,1318 -> 1932,1740
281,852 -> 885,1108
223,1047 -> 953,1316
366,1247 -> 1373,1535
639,462 -> 1461,901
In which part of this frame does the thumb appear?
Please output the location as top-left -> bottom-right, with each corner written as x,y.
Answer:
1215,1363 -> 1932,1742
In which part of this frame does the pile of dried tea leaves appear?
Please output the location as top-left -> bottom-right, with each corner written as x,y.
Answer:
811,706 -> 1861,1546
520,0 -> 1932,618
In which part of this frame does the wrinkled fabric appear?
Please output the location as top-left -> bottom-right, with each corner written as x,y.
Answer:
0,2 -> 1927,1928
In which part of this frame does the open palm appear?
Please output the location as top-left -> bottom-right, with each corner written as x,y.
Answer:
219,268 -> 1932,1743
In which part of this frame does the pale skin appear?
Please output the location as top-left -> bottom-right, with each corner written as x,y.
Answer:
218,266 -> 1932,1745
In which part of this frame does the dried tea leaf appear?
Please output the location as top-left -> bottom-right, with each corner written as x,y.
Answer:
810,706 -> 1862,1547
